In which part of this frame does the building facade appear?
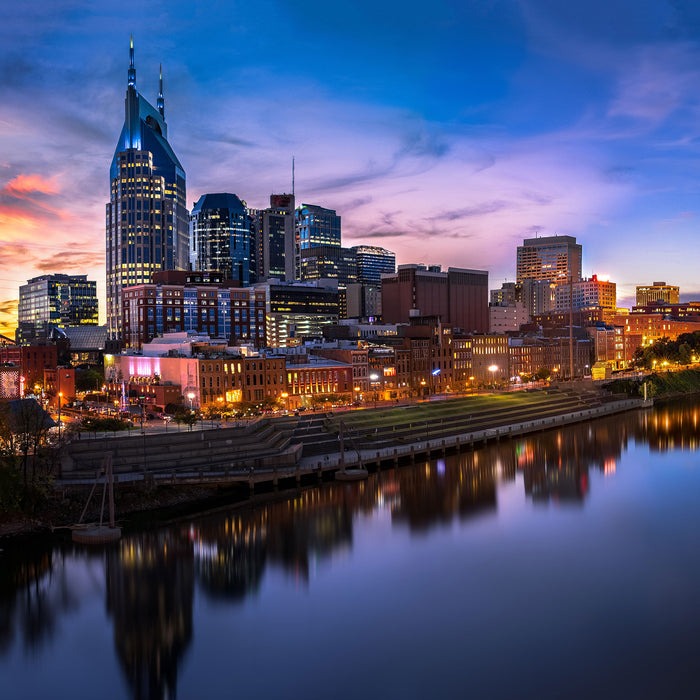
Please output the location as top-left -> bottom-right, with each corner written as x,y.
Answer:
17,274 -> 98,344
351,246 -> 396,284
381,264 -> 489,333
554,275 -> 616,320
106,40 -> 189,338
636,282 -> 679,307
516,235 -> 582,284
260,194 -> 295,281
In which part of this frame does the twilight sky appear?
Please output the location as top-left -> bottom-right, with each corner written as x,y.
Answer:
2,0 -> 700,334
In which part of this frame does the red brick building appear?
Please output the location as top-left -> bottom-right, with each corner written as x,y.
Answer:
381,264 -> 488,333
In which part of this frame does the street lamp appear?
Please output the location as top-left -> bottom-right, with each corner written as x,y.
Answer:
281,392 -> 289,413
488,365 -> 498,390
187,391 -> 195,411
369,373 -> 379,408
58,391 -> 63,439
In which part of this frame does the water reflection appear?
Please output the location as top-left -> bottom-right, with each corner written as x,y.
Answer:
1,398 -> 699,698
106,534 -> 193,699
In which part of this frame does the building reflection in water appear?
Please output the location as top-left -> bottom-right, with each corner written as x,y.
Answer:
106,533 -> 194,700
3,400 -> 700,699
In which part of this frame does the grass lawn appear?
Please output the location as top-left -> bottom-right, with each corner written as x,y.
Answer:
327,392 -> 560,432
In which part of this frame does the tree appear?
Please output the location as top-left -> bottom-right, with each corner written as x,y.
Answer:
173,408 -> 198,430
535,367 -> 551,381
678,343 -> 693,366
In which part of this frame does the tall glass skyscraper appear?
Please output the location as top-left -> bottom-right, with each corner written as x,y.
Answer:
106,39 -> 189,338
190,193 -> 251,284
294,204 -> 341,279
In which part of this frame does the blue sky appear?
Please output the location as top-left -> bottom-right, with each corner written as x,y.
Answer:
2,0 -> 700,331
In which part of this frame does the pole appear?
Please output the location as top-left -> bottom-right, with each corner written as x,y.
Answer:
569,276 -> 574,379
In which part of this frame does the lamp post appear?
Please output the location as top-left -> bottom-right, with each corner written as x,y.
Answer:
281,392 -> 289,413
369,373 -> 379,408
58,391 -> 63,439
488,365 -> 498,390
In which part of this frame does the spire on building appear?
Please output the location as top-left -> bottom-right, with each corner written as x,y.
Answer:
157,63 -> 165,117
128,35 -> 136,87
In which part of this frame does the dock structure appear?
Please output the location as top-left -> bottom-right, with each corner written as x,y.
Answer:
57,389 -> 644,494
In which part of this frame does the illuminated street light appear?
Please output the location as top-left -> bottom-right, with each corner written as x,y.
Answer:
488,365 -> 498,390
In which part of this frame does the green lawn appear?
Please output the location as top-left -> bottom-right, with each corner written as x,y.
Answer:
328,392 -> 559,433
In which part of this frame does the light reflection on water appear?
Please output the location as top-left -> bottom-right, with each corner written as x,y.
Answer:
2,400 -> 700,699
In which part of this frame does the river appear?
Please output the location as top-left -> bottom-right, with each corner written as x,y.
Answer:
2,398 -> 700,699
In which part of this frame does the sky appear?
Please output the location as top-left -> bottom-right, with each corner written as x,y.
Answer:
2,0 -> 700,335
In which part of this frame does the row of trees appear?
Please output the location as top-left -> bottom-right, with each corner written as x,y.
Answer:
0,401 -> 61,514
634,331 -> 700,369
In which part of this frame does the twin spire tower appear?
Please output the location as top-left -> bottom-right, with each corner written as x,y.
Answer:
106,38 -> 187,338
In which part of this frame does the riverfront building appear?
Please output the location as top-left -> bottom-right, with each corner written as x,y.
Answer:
106,40 -> 189,339
17,274 -> 98,344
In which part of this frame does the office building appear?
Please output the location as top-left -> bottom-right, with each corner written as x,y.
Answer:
295,203 -> 340,277
381,264 -> 489,333
554,275 -> 617,319
299,245 -> 358,285
190,193 -> 251,285
106,39 -> 189,338
636,282 -> 679,307
516,235 -> 582,284
351,246 -> 396,284
260,194 -> 295,281
17,274 -> 98,344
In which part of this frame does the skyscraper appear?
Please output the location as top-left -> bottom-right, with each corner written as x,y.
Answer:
260,193 -> 295,281
106,39 -> 189,338
294,203 -> 341,278
190,193 -> 251,284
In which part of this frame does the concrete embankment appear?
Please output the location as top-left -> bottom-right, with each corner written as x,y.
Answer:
56,390 -> 648,493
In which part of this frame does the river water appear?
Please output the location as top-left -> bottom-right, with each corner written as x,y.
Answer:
2,399 -> 700,699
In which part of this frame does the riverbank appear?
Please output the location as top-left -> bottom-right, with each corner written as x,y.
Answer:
0,388 -> 644,540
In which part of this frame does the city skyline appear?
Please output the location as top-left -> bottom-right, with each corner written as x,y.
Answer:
3,0 -> 700,335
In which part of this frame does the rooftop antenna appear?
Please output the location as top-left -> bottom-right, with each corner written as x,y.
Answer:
157,63 -> 164,118
128,35 -> 136,87
292,156 -> 295,196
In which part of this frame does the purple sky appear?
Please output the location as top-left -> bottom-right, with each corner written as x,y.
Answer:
2,0 -> 700,333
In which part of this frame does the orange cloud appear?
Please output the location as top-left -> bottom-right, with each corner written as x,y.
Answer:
3,174 -> 59,197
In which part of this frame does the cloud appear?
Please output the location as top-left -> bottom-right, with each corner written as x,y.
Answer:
37,249 -> 103,271
3,173 -> 58,197
431,200 -> 512,221
0,299 -> 18,316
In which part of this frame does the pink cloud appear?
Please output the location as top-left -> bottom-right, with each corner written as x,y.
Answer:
3,173 -> 59,197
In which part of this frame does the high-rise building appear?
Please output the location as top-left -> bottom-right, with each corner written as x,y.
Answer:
17,274 -> 98,344
351,246 -> 396,284
299,245 -> 358,285
294,204 -> 341,278
190,193 -> 251,285
636,282 -> 679,307
106,39 -> 189,339
516,235 -> 582,284
260,194 -> 295,281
